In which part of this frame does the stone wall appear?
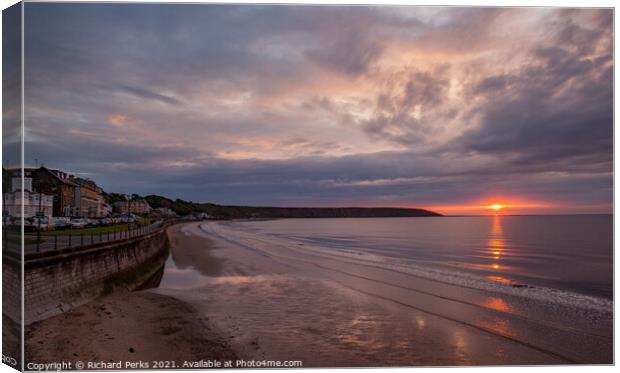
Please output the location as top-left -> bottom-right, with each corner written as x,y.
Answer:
2,250 -> 22,325
2,252 -> 23,370
19,227 -> 169,325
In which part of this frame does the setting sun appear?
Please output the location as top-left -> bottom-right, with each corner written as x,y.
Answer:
489,204 -> 504,211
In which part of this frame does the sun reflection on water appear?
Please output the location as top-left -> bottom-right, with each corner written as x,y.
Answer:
485,275 -> 513,285
480,215 -> 517,277
487,216 -> 505,258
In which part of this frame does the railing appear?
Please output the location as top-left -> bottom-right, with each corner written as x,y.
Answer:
21,220 -> 167,253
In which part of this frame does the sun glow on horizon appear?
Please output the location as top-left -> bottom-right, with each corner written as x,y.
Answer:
424,198 -> 556,215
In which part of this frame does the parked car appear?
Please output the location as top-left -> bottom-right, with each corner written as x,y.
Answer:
52,217 -> 70,230
120,214 -> 137,223
29,217 -> 54,231
86,219 -> 100,227
69,218 -> 89,229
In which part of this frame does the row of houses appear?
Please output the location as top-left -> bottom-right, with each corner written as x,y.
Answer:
2,166 -> 152,219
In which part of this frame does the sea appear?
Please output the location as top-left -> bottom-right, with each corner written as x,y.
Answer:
223,215 -> 613,299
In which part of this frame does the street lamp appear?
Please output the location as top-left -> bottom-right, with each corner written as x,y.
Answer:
125,194 -> 131,237
36,188 -> 43,252
33,173 -> 44,253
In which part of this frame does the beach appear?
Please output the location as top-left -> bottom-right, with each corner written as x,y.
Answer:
26,220 -> 612,367
25,289 -> 236,366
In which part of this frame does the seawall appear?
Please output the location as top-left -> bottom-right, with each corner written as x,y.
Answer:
4,226 -> 170,325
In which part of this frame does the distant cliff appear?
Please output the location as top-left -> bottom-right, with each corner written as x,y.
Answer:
203,205 -> 441,219
143,195 -> 442,219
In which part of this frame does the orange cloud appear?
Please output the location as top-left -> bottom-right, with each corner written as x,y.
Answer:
107,114 -> 128,126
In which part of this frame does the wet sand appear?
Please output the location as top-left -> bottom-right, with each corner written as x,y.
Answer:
26,291 -> 236,366
153,222 -> 577,366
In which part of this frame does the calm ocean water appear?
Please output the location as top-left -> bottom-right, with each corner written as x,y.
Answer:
229,215 -> 613,299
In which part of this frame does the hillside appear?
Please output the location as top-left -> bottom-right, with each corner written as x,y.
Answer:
143,195 -> 441,219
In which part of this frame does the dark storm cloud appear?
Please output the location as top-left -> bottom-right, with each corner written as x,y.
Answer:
18,4 -> 613,213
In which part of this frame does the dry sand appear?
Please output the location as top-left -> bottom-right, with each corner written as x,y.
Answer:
25,263 -> 236,367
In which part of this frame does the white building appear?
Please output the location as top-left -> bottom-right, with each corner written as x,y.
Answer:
3,170 -> 53,219
154,207 -> 176,217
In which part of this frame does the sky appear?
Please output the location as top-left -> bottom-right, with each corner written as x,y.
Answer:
3,3 -> 613,215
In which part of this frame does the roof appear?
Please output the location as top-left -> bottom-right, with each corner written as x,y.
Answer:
35,167 -> 77,187
73,177 -> 101,192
